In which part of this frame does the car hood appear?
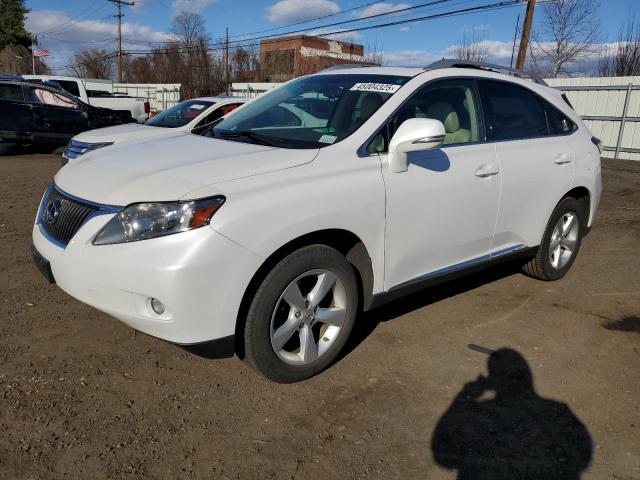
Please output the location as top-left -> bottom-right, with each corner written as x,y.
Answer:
73,123 -> 180,143
55,134 -> 318,205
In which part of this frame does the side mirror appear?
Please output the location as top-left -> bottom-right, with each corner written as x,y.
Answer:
388,118 -> 445,172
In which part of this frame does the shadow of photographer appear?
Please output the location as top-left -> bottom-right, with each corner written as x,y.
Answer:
431,348 -> 592,479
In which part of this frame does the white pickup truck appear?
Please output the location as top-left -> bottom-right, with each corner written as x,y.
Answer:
23,75 -> 149,123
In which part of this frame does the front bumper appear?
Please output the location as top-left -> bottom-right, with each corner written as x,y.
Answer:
32,212 -> 263,345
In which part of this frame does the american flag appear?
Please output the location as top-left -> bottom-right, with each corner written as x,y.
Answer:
33,47 -> 49,58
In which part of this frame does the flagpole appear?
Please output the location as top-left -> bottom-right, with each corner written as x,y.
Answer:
31,35 -> 35,75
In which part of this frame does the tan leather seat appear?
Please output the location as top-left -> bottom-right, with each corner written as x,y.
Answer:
426,102 -> 471,145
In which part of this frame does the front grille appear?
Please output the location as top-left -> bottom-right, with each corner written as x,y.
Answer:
40,187 -> 97,245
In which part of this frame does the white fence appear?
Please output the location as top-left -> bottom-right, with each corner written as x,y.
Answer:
112,83 -> 181,112
230,82 -> 282,98
547,76 -> 640,161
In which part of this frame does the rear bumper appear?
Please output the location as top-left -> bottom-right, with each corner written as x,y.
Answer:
32,213 -> 264,345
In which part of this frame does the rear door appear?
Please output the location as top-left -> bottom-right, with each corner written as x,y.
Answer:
0,83 -> 31,142
477,79 -> 577,253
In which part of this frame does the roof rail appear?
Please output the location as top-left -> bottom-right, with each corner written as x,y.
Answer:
321,63 -> 374,72
426,59 -> 548,86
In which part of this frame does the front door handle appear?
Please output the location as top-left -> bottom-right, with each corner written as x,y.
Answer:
554,153 -> 573,165
475,164 -> 500,177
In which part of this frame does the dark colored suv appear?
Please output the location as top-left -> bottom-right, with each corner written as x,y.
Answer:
0,77 -> 135,147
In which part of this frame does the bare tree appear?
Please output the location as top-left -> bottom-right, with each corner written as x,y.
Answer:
454,26 -> 489,63
599,11 -> 640,76
364,39 -> 384,66
532,0 -> 600,78
171,11 -> 208,55
69,49 -> 114,79
231,45 -> 259,81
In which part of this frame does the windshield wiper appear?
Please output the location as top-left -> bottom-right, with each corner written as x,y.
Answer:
216,129 -> 281,147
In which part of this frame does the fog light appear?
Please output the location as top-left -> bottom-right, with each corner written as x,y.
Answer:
150,298 -> 165,315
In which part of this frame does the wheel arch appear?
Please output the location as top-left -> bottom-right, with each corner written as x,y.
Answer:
563,185 -> 591,231
234,229 -> 375,358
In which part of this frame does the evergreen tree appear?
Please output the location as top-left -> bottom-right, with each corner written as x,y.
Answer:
0,0 -> 31,49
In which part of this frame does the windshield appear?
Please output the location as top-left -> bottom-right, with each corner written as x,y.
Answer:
213,74 -> 409,149
146,99 -> 215,128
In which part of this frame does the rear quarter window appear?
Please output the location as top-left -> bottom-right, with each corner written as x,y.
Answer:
542,98 -> 577,135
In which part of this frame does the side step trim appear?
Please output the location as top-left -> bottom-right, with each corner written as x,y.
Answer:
370,245 -> 537,307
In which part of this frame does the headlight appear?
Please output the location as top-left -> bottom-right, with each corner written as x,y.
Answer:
64,140 -> 114,160
93,196 -> 225,245
86,142 -> 114,150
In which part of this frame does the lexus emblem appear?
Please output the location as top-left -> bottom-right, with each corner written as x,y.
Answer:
45,200 -> 61,225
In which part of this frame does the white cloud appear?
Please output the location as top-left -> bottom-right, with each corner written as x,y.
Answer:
171,0 -> 219,13
25,10 -> 171,69
357,2 -> 410,18
380,50 -> 441,67
266,0 -> 340,25
381,40 -> 616,75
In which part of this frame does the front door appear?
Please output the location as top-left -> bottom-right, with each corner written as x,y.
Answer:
380,79 -> 501,291
0,84 -> 31,142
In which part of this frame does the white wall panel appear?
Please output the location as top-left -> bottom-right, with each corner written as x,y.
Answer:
547,76 -> 640,160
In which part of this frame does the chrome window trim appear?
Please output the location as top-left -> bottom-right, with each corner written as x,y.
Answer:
357,75 -> 579,158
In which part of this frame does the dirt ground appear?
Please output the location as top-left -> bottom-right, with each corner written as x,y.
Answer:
0,152 -> 638,480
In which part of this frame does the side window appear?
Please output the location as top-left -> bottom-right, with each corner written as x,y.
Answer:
0,84 -> 25,102
479,80 -> 549,141
542,99 -> 577,135
56,80 -> 81,97
30,87 -> 78,109
369,79 -> 483,153
197,103 -> 242,127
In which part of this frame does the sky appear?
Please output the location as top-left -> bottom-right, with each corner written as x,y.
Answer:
23,0 -> 639,73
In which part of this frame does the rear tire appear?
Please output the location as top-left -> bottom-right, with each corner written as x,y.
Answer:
244,245 -> 358,383
523,197 -> 586,281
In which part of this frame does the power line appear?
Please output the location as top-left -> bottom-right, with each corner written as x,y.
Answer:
227,0 -> 385,40
120,0 -> 463,54
52,0 -> 527,71
121,0 -> 524,56
124,0 -> 461,47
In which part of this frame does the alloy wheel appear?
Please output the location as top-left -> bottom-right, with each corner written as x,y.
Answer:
270,269 -> 347,365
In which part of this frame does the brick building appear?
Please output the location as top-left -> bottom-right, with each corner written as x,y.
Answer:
260,35 -> 373,82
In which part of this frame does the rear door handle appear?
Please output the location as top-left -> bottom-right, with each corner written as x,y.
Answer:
554,153 -> 573,165
475,164 -> 500,177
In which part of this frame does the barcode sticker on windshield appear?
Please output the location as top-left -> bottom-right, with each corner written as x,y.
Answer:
318,134 -> 337,144
350,83 -> 401,94
190,104 -> 206,110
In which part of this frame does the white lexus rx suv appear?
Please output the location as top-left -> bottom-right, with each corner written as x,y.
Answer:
32,61 -> 602,382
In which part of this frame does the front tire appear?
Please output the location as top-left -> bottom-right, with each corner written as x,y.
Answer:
244,245 -> 358,383
523,197 -> 585,281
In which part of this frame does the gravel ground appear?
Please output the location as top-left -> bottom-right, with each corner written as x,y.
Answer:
0,153 -> 638,480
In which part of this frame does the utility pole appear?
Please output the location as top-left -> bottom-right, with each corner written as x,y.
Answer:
224,27 -> 229,96
515,0 -> 536,72
31,35 -> 36,75
109,0 -> 135,82
510,14 -> 520,69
